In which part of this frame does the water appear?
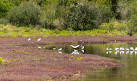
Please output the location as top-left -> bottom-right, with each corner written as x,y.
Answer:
45,43 -> 137,81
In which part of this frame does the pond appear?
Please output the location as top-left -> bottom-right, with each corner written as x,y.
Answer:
44,43 -> 137,81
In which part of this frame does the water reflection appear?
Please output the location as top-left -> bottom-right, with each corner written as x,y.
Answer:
106,47 -> 137,56
71,49 -> 80,54
58,48 -> 62,54
44,43 -> 137,81
72,43 -> 137,81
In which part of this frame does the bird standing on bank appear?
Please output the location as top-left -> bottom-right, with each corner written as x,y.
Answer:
38,46 -> 41,49
58,48 -> 62,54
37,38 -> 41,42
81,46 -> 84,50
58,48 -> 62,51
28,37 -> 31,41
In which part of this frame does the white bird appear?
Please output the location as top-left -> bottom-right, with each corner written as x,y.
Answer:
58,48 -> 62,51
58,50 -> 62,54
70,45 -> 80,49
106,48 -> 112,50
120,47 -> 124,50
38,46 -> 41,49
130,47 -> 134,50
135,47 -> 137,51
120,51 -> 124,54
109,51 -> 112,53
81,50 -> 84,53
135,51 -> 137,54
115,48 -> 119,51
28,37 -> 31,41
126,51 -> 129,54
109,48 -> 112,50
37,38 -> 41,42
53,48 -> 56,50
126,48 -> 129,51
106,51 -> 109,54
115,52 -> 118,55
81,46 -> 84,49
130,51 -> 134,54
58,48 -> 62,54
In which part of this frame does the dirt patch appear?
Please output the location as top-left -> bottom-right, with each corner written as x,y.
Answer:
0,36 -> 131,81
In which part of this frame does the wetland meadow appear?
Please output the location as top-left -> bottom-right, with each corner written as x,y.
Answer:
1,0 -> 137,81
1,36 -> 137,81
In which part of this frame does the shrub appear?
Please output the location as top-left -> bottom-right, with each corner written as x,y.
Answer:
8,1 -> 42,26
0,18 -> 9,25
126,15 -> 137,36
66,0 -> 113,31
0,0 -> 14,18
66,3 -> 99,30
9,0 -> 28,6
99,21 -> 126,31
124,1 -> 137,36
40,0 -> 65,30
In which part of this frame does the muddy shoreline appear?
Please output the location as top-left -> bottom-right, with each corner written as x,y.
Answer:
0,36 -> 135,81
1,36 -> 137,44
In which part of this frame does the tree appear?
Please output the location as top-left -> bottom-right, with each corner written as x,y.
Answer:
67,3 -> 99,30
8,1 -> 42,26
0,0 -> 14,18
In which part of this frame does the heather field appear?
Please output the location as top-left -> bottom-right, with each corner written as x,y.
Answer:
0,36 -> 136,81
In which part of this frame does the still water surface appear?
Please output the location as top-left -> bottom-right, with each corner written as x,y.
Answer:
45,43 -> 137,81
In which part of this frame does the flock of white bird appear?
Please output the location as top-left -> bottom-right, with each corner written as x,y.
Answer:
27,37 -> 137,55
106,47 -> 137,55
28,37 -> 41,42
27,37 -> 42,48
28,38 -> 85,54
70,45 -> 84,54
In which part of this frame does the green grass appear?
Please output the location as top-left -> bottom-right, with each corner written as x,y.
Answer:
0,24 -> 128,37
0,57 -> 5,64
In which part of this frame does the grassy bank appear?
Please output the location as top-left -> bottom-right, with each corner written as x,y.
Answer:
0,24 -> 128,37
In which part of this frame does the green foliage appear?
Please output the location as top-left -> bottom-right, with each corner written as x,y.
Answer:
117,0 -> 129,20
0,18 -> 9,25
67,3 -> 98,30
1,0 -> 137,34
93,0 -> 113,23
33,0 -> 48,6
8,1 -> 42,26
126,15 -> 137,36
40,0 -> 59,29
100,21 -> 126,31
8,0 -> 28,6
124,1 -> 137,36
0,0 -> 14,18
66,0 -> 113,30
0,24 -> 127,37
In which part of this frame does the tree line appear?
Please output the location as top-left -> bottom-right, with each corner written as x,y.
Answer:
0,0 -> 137,33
